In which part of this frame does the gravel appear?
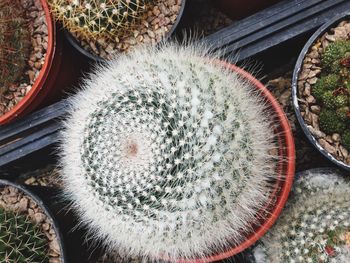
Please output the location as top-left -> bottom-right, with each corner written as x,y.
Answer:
0,186 -> 62,262
267,73 -> 329,171
297,20 -> 350,166
0,0 -> 48,116
75,0 -> 183,59
17,165 -> 63,188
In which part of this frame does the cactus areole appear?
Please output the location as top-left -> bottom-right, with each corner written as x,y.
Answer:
61,44 -> 295,262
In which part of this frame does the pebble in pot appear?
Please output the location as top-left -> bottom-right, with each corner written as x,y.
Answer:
60,43 -> 294,262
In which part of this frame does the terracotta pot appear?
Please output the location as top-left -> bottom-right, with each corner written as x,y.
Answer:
0,0 -> 72,125
173,63 -> 296,263
214,0 -> 281,19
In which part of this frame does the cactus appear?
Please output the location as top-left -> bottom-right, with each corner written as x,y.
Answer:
312,74 -> 340,100
319,109 -> 346,134
49,0 -> 148,42
321,40 -> 350,68
311,39 -> 350,151
60,44 -> 281,261
0,0 -> 30,94
0,207 -> 48,263
253,169 -> 350,263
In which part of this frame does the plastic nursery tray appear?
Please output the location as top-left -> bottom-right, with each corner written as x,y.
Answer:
0,0 -> 349,168
0,1 -> 349,262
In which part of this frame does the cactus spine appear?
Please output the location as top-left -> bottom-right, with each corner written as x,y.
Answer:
0,0 -> 30,95
49,0 -> 148,42
253,169 -> 350,263
0,207 -> 48,263
60,44 -> 281,261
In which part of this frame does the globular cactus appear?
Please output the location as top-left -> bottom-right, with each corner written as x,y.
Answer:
49,0 -> 148,42
0,207 -> 48,263
60,44 -> 281,261
253,169 -> 350,263
321,40 -> 350,69
0,0 -> 30,94
312,39 -> 350,151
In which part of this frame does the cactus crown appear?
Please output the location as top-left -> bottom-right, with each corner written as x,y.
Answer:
312,40 -> 350,150
0,0 -> 30,94
253,169 -> 350,263
49,0 -> 148,41
61,44 -> 281,261
0,207 -> 49,263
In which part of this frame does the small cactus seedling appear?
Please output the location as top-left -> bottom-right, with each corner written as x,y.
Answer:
61,44 -> 282,261
253,169 -> 350,263
49,0 -> 148,42
0,207 -> 49,263
0,0 -> 30,95
312,39 -> 350,151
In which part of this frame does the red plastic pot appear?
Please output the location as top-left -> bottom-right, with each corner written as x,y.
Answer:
0,0 -> 84,125
214,0 -> 281,19
171,63 -> 295,263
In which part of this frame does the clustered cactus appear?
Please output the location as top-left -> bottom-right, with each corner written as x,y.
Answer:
49,0 -> 148,42
0,207 -> 48,263
253,169 -> 350,263
61,44 -> 281,261
0,0 -> 30,95
312,40 -> 350,150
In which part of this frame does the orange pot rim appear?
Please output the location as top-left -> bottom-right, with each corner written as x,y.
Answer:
174,63 -> 296,263
0,0 -> 56,125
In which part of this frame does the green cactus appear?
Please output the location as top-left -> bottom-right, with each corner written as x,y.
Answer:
322,40 -> 350,68
310,39 -> 350,151
336,106 -> 350,121
0,0 -> 31,94
313,74 -> 340,99
49,0 -> 148,42
252,170 -> 350,263
319,109 -> 346,134
0,207 -> 49,263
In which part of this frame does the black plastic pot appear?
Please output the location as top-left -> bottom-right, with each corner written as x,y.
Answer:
64,0 -> 187,62
292,13 -> 350,172
0,179 -> 67,262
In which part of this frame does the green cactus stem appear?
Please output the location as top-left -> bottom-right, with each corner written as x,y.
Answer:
49,0 -> 148,42
0,207 -> 49,263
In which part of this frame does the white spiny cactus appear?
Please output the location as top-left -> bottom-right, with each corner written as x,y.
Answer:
60,43 -> 281,261
253,169 -> 350,263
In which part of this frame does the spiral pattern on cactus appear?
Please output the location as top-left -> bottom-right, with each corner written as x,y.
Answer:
61,44 -> 281,260
0,0 -> 30,92
253,169 -> 350,263
0,208 -> 48,263
49,0 -> 147,41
